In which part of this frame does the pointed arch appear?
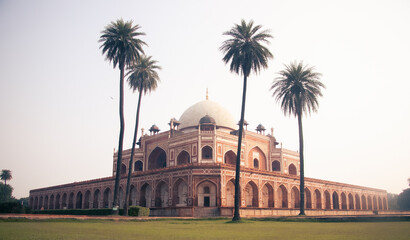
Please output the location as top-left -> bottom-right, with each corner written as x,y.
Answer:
262,183 -> 274,208
55,194 -> 60,209
248,146 -> 266,170
120,164 -> 127,175
93,189 -> 100,209
134,161 -> 143,172
202,146 -> 213,159
103,187 -> 111,208
291,187 -> 300,208
226,178 -> 236,207
314,189 -> 322,209
272,160 -> 280,171
84,190 -> 91,209
62,193 -> 67,209
332,191 -> 339,209
197,180 -> 217,207
362,195 -> 367,210
288,164 -> 297,175
245,181 -> 258,207
277,184 -> 288,208
341,192 -> 347,209
140,183 -> 152,207
355,194 -> 361,210
324,190 -> 331,209
304,188 -> 312,209
148,147 -> 167,170
173,178 -> 188,206
348,193 -> 354,210
368,195 -> 373,210
44,195 -> 49,210
155,181 -> 169,207
224,150 -> 236,165
75,191 -> 83,209
68,192 -> 75,209
129,185 -> 137,206
177,150 -> 190,165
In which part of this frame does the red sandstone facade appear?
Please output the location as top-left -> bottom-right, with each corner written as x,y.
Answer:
29,99 -> 388,216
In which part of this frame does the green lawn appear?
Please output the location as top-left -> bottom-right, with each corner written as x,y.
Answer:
0,219 -> 409,240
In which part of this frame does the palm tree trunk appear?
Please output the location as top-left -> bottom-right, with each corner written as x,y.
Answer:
113,64 -> 126,215
124,83 -> 143,216
297,110 -> 305,215
233,75 -> 247,221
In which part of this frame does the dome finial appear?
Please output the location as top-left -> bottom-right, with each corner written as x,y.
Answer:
206,88 -> 208,100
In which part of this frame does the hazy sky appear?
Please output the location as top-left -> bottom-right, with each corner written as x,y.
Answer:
1,0 -> 409,198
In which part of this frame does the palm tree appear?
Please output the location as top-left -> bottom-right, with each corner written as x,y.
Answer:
123,55 -> 161,215
270,61 -> 325,215
220,19 -> 273,221
1,169 -> 12,185
99,19 -> 146,213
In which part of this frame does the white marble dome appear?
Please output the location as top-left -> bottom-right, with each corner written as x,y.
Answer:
178,99 -> 236,130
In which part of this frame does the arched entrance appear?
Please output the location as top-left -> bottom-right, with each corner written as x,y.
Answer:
173,179 -> 188,206
84,191 -> 91,209
332,192 -> 339,209
93,189 -> 100,209
291,187 -> 300,208
278,185 -> 288,208
324,191 -> 331,209
272,160 -> 280,171
224,150 -> 236,165
140,183 -> 152,207
245,181 -> 258,207
226,179 -> 235,207
248,147 -> 266,170
75,191 -> 83,209
262,183 -> 274,208
348,193 -> 354,210
314,189 -> 322,209
197,180 -> 217,207
103,188 -> 111,208
177,151 -> 190,165
289,164 -> 297,175
155,181 -> 168,207
55,194 -> 60,209
341,192 -> 347,209
148,147 -> 167,170
305,188 -> 312,209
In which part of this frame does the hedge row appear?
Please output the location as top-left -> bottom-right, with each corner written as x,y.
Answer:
0,202 -> 30,213
31,206 -> 149,216
32,208 -> 114,216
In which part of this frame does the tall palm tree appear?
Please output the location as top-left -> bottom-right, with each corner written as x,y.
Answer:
220,19 -> 273,221
1,169 -> 12,185
270,61 -> 325,215
123,55 -> 161,215
99,19 -> 146,213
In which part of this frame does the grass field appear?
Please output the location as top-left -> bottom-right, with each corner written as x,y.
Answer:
0,218 -> 409,240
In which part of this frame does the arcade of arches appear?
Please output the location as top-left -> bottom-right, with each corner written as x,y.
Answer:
29,98 -> 388,216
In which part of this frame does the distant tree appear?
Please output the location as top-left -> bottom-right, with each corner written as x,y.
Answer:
397,188 -> 410,210
387,193 -> 399,210
123,55 -> 161,215
1,169 -> 12,185
271,61 -> 325,215
0,183 -> 13,203
99,19 -> 146,213
220,19 -> 273,221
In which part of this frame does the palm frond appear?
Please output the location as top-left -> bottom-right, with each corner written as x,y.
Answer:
220,19 -> 273,77
271,61 -> 325,117
127,55 -> 161,95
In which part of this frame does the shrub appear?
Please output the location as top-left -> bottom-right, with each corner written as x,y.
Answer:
0,201 -> 25,213
128,206 -> 150,216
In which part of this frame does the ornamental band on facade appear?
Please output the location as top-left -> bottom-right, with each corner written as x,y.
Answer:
29,97 -> 388,217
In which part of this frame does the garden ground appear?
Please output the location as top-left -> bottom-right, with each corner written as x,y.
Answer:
0,214 -> 409,240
